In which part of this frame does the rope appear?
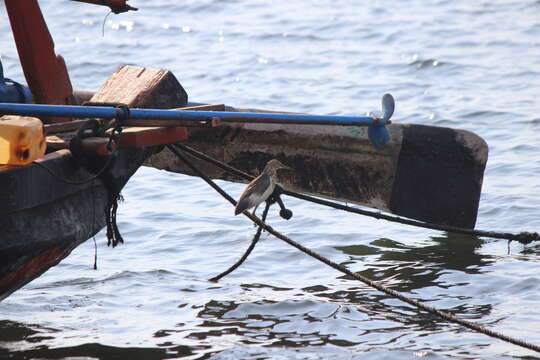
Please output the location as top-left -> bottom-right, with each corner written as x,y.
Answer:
36,114 -> 127,247
34,118 -> 117,185
166,143 -> 540,354
209,201 -> 271,282
172,143 -> 539,245
32,151 -> 116,186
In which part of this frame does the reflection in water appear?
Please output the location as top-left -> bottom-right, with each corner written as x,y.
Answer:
5,343 -> 193,360
208,347 -> 451,360
0,320 -> 41,342
0,231 -> 533,360
337,233 -> 492,291
0,320 -> 203,359
338,233 -> 489,273
330,233 -> 498,329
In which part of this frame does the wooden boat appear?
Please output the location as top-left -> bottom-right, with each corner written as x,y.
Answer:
0,65 -> 489,301
0,0 -> 488,302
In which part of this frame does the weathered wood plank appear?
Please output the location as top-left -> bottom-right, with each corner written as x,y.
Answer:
147,117 -> 404,217
145,106 -> 488,228
88,65 -> 190,147
118,127 -> 188,148
44,66 -> 193,149
44,119 -> 88,134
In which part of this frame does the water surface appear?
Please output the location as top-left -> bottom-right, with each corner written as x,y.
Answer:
1,0 -> 540,358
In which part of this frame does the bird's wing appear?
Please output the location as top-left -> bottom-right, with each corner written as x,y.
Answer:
234,173 -> 272,215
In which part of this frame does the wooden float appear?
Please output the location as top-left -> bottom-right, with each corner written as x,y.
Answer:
146,102 -> 488,229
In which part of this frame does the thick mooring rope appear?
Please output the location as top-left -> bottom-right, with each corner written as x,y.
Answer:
172,143 -> 539,245
166,143 -> 540,354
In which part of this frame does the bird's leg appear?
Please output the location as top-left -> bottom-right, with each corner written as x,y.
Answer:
251,205 -> 260,227
251,204 -> 259,217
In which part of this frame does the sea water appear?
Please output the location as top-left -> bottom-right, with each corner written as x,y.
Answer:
0,0 -> 539,359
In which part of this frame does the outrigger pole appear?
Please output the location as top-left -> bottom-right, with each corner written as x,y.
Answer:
0,94 -> 394,148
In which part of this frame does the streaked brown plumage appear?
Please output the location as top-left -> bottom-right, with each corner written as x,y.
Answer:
234,159 -> 290,215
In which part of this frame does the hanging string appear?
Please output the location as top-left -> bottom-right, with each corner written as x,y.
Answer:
102,10 -> 113,37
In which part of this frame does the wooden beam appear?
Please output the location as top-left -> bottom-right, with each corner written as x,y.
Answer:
5,0 -> 74,123
117,127 -> 188,148
86,65 -> 191,148
90,65 -> 188,109
44,119 -> 89,134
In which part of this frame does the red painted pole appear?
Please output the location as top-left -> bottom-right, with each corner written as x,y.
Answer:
5,0 -> 74,122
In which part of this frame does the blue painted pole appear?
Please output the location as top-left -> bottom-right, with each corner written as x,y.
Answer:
0,103 -> 389,127
0,101 -> 392,147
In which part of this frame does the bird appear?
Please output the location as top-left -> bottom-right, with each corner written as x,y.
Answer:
234,159 -> 291,216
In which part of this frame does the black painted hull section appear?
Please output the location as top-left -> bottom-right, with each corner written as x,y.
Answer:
389,124 -> 486,229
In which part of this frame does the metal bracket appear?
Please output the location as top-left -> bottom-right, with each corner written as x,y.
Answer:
368,93 -> 394,148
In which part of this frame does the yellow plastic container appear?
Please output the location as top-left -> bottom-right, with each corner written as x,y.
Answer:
0,115 -> 46,166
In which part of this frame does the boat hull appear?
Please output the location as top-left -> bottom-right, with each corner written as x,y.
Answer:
146,115 -> 487,228
0,147 -> 152,301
